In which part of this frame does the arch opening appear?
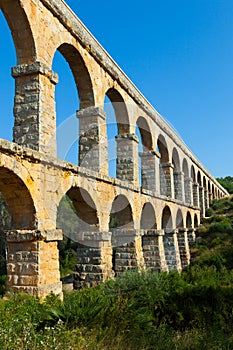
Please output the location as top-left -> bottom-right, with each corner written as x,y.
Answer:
176,209 -> 184,229
172,148 -> 182,200
157,135 -> 169,196
162,206 -> 173,233
109,195 -> 133,230
186,212 -> 192,228
0,10 -> 16,143
140,202 -> 157,230
136,117 -> 153,189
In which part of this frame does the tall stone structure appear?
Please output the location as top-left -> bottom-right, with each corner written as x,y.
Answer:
0,0 -> 228,297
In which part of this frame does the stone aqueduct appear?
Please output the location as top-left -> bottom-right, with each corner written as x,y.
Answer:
0,0 -> 228,297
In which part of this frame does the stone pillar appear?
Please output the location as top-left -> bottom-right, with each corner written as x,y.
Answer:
174,171 -> 185,201
188,228 -> 196,246
139,150 -> 160,193
115,133 -> 139,185
6,229 -> 63,298
12,62 -> 58,156
77,107 -> 108,175
199,186 -> 205,216
74,232 -> 113,289
142,229 -> 168,272
204,189 -> 210,210
209,192 -> 213,205
111,229 -> 145,276
177,228 -> 190,269
184,177 -> 193,205
160,163 -> 174,198
163,229 -> 182,272
193,182 -> 199,207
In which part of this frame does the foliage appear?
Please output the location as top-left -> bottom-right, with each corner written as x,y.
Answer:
216,176 -> 233,194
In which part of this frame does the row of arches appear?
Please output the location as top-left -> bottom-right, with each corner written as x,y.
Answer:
0,8 -> 226,207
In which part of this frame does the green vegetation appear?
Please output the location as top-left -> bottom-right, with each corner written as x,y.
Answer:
216,175 -> 233,194
0,194 -> 233,348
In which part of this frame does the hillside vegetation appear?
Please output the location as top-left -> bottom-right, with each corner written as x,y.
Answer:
0,195 -> 233,349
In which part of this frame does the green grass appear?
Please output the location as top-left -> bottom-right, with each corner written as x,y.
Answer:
1,196 -> 233,349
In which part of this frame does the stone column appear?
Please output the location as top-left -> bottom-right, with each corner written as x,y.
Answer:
160,163 -> 174,198
139,150 -> 160,193
142,229 -> 168,272
184,177 -> 193,205
174,171 -> 185,201
188,228 -> 196,246
193,182 -> 199,207
209,191 -> 213,205
6,229 -> 63,298
163,229 -> 182,272
199,186 -> 205,216
111,229 -> 145,276
204,189 -> 210,210
12,62 -> 58,156
74,232 -> 113,289
77,107 -> 108,175
177,228 -> 190,269
115,133 -> 139,185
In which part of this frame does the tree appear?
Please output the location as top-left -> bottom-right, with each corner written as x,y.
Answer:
216,176 -> 233,194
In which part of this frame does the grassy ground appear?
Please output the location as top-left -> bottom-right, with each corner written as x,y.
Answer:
0,196 -> 233,349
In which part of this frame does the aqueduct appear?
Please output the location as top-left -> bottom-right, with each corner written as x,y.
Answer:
0,0 -> 228,297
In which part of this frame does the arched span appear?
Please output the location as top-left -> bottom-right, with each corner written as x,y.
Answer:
106,88 -> 129,134
194,214 -> 199,228
186,211 -> 192,228
182,158 -> 189,177
0,1 -> 36,64
157,134 -> 169,163
65,187 -> 99,231
191,165 -> 196,182
162,205 -> 173,232
172,147 -> 180,171
176,209 -> 183,228
136,116 -> 153,151
109,194 -> 133,229
140,202 -> 157,230
0,167 -> 36,229
56,43 -> 95,109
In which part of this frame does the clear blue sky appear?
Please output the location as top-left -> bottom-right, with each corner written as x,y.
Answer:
0,1 -> 233,178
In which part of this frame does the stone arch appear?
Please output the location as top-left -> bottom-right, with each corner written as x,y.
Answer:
175,209 -> 183,228
186,211 -> 192,228
136,116 -> 153,151
140,202 -> 157,230
183,158 -> 191,204
109,194 -> 134,229
136,116 -> 154,189
194,214 -> 199,228
0,10 -> 16,143
0,167 -> 36,229
0,1 -> 36,64
64,186 -> 99,232
172,148 -> 182,200
197,171 -> 202,186
157,135 -> 170,196
157,134 -> 169,163
106,88 -> 129,134
161,205 -> 173,232
55,43 -> 95,109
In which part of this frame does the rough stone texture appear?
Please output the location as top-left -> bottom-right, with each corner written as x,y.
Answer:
163,230 -> 182,272
6,229 -> 62,298
115,134 -> 139,185
142,229 -> 168,272
112,229 -> 145,275
177,229 -> 190,269
0,0 -> 228,298
73,232 -> 113,288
